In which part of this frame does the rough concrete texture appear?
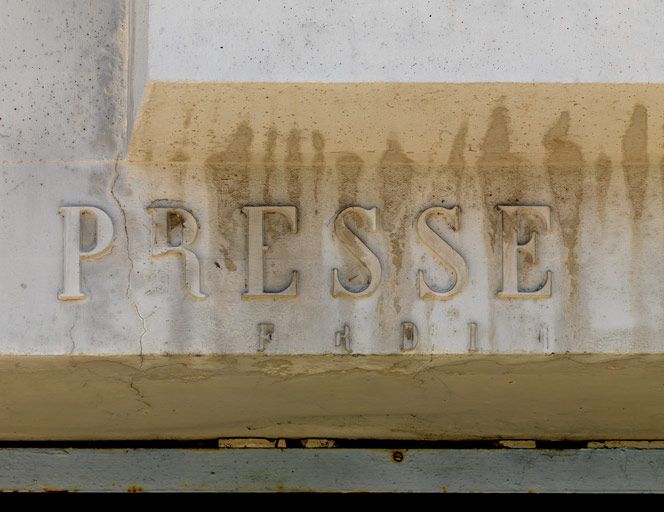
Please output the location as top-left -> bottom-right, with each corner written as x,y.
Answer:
149,0 -> 664,82
3,83 -> 663,355
128,0 -> 149,138
4,448 -> 664,492
0,0 -> 130,161
1,354 -> 664,440
5,2 -> 664,444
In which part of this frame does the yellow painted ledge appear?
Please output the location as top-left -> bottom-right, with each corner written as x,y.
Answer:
1,354 -> 662,440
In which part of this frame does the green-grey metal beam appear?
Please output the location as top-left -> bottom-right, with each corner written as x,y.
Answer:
1,448 -> 663,493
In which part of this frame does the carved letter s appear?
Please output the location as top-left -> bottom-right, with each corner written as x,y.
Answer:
416,206 -> 468,300
332,207 -> 382,298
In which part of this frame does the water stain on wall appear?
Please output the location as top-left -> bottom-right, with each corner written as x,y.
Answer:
204,121 -> 254,272
336,152 -> 363,207
477,106 -> 523,248
123,84 -> 664,355
594,152 -> 613,226
543,111 -> 584,271
262,126 -> 278,203
622,104 -> 649,221
312,130 -> 325,206
448,123 -> 468,201
661,119 -> 664,212
476,106 -> 528,350
335,152 -> 368,288
170,107 -> 193,162
621,105 -> 650,340
286,128 -> 303,205
478,107 -> 520,169
379,137 -> 416,315
543,112 -> 585,342
661,121 -> 664,214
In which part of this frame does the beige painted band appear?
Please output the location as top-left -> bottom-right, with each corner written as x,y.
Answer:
1,354 -> 662,441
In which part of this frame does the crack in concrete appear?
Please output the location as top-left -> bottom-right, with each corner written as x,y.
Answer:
109,157 -> 132,298
129,379 -> 152,410
67,308 -> 79,355
135,304 -> 147,363
110,154 -> 146,363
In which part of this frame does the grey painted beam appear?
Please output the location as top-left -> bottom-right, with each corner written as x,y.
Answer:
1,448 -> 664,493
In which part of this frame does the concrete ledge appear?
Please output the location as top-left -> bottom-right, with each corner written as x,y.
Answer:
1,354 -> 664,441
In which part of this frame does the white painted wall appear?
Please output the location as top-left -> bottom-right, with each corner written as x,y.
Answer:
148,0 -> 664,82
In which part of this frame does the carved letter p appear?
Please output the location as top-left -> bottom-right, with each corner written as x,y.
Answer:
58,206 -> 114,301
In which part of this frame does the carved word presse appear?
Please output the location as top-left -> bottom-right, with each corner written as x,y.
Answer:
57,202 -> 553,352
58,203 -> 552,303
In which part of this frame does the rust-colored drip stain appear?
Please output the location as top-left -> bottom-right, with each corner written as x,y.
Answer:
286,127 -> 303,205
378,138 -> 416,315
204,121 -> 253,272
264,210 -> 292,248
170,149 -> 189,162
124,83 -> 664,346
543,111 -> 584,274
594,152 -> 613,224
543,112 -> 585,341
312,130 -> 325,206
478,106 -> 519,167
477,106 -> 525,248
335,153 -> 371,289
661,120 -> 664,214
448,122 -> 468,202
262,126 -> 278,203
379,138 -> 416,232
621,104 -> 649,222
336,152 -> 363,207
170,107 -> 194,162
620,105 -> 650,338
477,106 -> 520,187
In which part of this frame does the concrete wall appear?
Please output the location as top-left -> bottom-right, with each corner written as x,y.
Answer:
148,0 -> 664,82
0,0 -> 130,161
3,1 -> 664,440
2,2 -> 664,356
